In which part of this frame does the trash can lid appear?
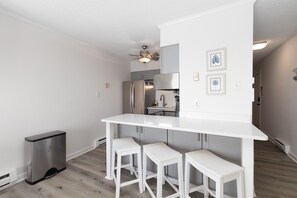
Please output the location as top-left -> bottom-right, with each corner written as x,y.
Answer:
25,130 -> 66,142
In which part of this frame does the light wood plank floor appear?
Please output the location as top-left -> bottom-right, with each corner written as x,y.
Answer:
254,140 -> 297,198
0,140 -> 296,198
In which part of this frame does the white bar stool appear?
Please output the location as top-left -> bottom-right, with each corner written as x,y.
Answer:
143,142 -> 184,198
111,137 -> 143,198
185,149 -> 244,198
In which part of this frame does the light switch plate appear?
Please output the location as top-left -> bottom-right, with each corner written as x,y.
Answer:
193,72 -> 199,81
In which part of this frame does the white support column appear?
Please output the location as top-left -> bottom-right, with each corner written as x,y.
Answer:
105,122 -> 117,180
241,138 -> 254,198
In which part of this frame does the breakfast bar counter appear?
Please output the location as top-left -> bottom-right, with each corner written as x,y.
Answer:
101,114 -> 268,197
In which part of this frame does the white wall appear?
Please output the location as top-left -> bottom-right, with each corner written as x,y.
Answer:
258,33 -> 297,157
159,1 -> 254,122
0,11 -> 130,180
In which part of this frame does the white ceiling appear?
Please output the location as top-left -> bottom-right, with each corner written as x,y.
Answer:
0,0 -> 297,64
253,0 -> 297,65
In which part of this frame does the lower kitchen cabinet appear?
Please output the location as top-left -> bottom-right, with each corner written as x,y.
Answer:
167,130 -> 203,185
118,125 -> 241,197
203,134 -> 241,197
118,125 -> 167,145
118,124 -> 167,172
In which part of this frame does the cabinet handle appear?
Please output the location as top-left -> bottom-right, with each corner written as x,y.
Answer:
198,133 -> 200,141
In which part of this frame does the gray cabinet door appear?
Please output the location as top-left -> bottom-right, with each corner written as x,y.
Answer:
203,135 -> 241,197
141,127 -> 167,173
118,125 -> 167,172
131,69 -> 159,80
131,71 -> 142,80
142,70 -> 155,80
167,130 -> 202,184
154,69 -> 160,75
161,44 -> 179,74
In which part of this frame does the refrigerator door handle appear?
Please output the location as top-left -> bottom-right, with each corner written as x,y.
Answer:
131,83 -> 135,112
129,83 -> 133,113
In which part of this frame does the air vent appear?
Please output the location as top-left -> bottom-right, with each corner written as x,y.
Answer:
95,137 -> 106,147
0,169 -> 17,188
274,137 -> 290,154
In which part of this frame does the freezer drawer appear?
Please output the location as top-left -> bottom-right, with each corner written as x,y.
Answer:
25,131 -> 66,184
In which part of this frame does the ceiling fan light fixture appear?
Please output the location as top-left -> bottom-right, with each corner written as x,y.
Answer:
139,57 -> 151,64
253,41 -> 267,50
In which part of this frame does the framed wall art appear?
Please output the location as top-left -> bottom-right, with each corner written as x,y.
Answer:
206,73 -> 226,95
206,48 -> 227,71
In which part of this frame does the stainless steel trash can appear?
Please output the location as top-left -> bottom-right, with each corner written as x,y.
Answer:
25,131 -> 66,184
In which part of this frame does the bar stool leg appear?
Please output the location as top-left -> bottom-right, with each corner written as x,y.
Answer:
203,175 -> 209,198
184,158 -> 190,197
137,150 -> 143,193
142,152 -> 147,192
162,166 -> 166,185
111,147 -> 116,181
156,164 -> 163,198
129,154 -> 133,175
237,171 -> 245,198
178,158 -> 184,198
215,178 -> 224,198
115,153 -> 122,198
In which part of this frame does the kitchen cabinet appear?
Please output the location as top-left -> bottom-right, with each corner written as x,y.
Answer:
118,124 -> 167,172
167,131 -> 203,185
118,125 -> 240,196
161,44 -> 179,74
118,125 -> 167,145
131,69 -> 160,80
202,134 -> 241,197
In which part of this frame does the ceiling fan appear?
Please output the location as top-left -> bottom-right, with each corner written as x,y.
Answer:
129,45 -> 159,64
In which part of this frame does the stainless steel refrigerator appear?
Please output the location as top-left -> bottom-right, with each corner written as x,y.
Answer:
123,80 -> 155,114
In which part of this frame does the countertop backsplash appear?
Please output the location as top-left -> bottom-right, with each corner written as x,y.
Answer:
155,90 -> 177,108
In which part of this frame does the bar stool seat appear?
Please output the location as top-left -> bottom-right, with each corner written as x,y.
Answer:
112,137 -> 143,198
143,142 -> 184,198
185,149 -> 244,198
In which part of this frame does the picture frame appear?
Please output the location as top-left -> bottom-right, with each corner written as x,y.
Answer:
206,48 -> 227,71
206,73 -> 226,95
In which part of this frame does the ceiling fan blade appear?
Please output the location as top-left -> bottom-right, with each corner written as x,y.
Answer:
151,52 -> 159,61
128,54 -> 139,57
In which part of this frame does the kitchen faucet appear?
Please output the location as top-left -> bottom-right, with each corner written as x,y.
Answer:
160,94 -> 166,107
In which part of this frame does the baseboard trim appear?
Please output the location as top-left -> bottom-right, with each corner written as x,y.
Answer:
261,131 -> 297,164
288,152 -> 297,163
66,145 -> 95,161
1,144 -> 95,192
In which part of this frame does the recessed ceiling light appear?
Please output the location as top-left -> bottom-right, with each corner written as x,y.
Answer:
253,41 -> 267,50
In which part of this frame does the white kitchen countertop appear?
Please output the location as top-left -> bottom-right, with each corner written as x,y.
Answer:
101,114 -> 268,141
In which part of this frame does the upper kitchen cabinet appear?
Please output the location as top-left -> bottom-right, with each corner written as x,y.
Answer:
131,69 -> 160,80
161,44 -> 179,74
